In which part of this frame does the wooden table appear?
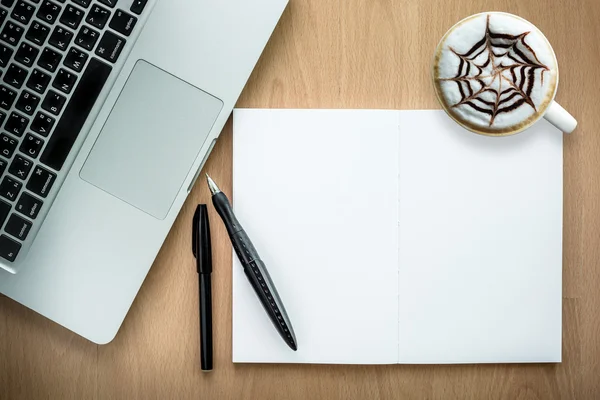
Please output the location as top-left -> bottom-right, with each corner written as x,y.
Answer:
1,0 -> 599,398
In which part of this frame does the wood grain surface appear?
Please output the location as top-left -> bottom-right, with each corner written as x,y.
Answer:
1,0 -> 599,399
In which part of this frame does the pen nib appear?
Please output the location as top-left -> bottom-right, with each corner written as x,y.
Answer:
206,174 -> 221,195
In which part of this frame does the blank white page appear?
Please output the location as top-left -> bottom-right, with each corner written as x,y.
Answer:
398,110 -> 563,363
232,109 -> 400,363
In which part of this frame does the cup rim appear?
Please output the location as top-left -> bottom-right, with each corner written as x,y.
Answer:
431,11 -> 559,137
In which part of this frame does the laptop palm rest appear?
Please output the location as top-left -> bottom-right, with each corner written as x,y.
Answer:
80,60 -> 223,219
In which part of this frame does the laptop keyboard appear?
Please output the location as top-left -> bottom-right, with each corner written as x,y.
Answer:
0,0 -> 147,263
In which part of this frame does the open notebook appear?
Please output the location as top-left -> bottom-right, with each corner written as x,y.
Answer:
232,109 -> 563,364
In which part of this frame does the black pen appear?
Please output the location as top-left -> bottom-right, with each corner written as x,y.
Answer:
206,174 -> 297,351
192,204 -> 213,371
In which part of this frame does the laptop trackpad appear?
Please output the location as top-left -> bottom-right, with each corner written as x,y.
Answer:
80,60 -> 223,219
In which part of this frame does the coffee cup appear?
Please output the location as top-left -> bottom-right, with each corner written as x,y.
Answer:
432,12 -> 577,136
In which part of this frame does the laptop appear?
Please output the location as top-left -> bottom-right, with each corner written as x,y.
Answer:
0,0 -> 288,344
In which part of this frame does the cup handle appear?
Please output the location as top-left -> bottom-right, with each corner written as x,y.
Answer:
544,101 -> 577,134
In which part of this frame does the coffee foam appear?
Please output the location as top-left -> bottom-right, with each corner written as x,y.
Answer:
433,13 -> 558,135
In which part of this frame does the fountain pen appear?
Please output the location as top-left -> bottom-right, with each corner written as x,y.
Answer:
206,174 -> 298,351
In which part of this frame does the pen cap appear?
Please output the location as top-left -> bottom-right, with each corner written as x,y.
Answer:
193,204 -> 213,274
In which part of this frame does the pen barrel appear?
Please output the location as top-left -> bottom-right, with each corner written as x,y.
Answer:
199,273 -> 213,371
212,191 -> 298,351
212,192 -> 243,236
243,259 -> 298,350
212,192 -> 258,265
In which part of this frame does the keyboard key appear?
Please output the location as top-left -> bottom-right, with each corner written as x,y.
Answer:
49,25 -> 73,50
72,0 -> 90,8
75,25 -> 98,50
0,0 -> 15,7
59,5 -> 84,29
37,1 -> 62,24
0,235 -> 21,262
15,90 -> 40,115
27,165 -> 55,196
15,42 -> 40,67
0,133 -> 17,158
0,176 -> 22,201
0,85 -> 16,110
0,200 -> 10,227
1,22 -> 24,46
9,154 -> 33,179
0,8 -> 7,27
26,21 -> 50,46
0,157 -> 7,176
20,134 -> 43,159
38,47 -> 62,72
5,214 -> 32,240
0,111 -> 5,127
98,0 -> 116,8
41,58 -> 111,171
0,43 -> 14,68
130,0 -> 147,15
3,63 -> 28,89
95,31 -> 124,63
86,4 -> 110,29
41,90 -> 65,115
52,68 -> 76,94
30,111 -> 54,136
4,111 -> 28,136
11,1 -> 35,25
63,46 -> 87,72
26,68 -> 51,93
16,192 -> 43,219
109,9 -> 136,37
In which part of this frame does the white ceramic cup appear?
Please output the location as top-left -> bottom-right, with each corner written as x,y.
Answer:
432,12 -> 577,136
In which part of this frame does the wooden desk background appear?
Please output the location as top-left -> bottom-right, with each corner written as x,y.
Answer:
1,0 -> 599,398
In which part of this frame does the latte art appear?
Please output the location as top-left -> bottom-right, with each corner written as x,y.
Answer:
443,16 -> 549,124
433,13 -> 558,135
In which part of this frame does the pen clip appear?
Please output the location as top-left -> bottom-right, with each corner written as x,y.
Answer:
192,206 -> 200,259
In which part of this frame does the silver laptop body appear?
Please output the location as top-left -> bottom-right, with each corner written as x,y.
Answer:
0,0 -> 288,343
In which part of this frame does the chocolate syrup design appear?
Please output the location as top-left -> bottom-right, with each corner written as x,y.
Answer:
439,15 -> 549,127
